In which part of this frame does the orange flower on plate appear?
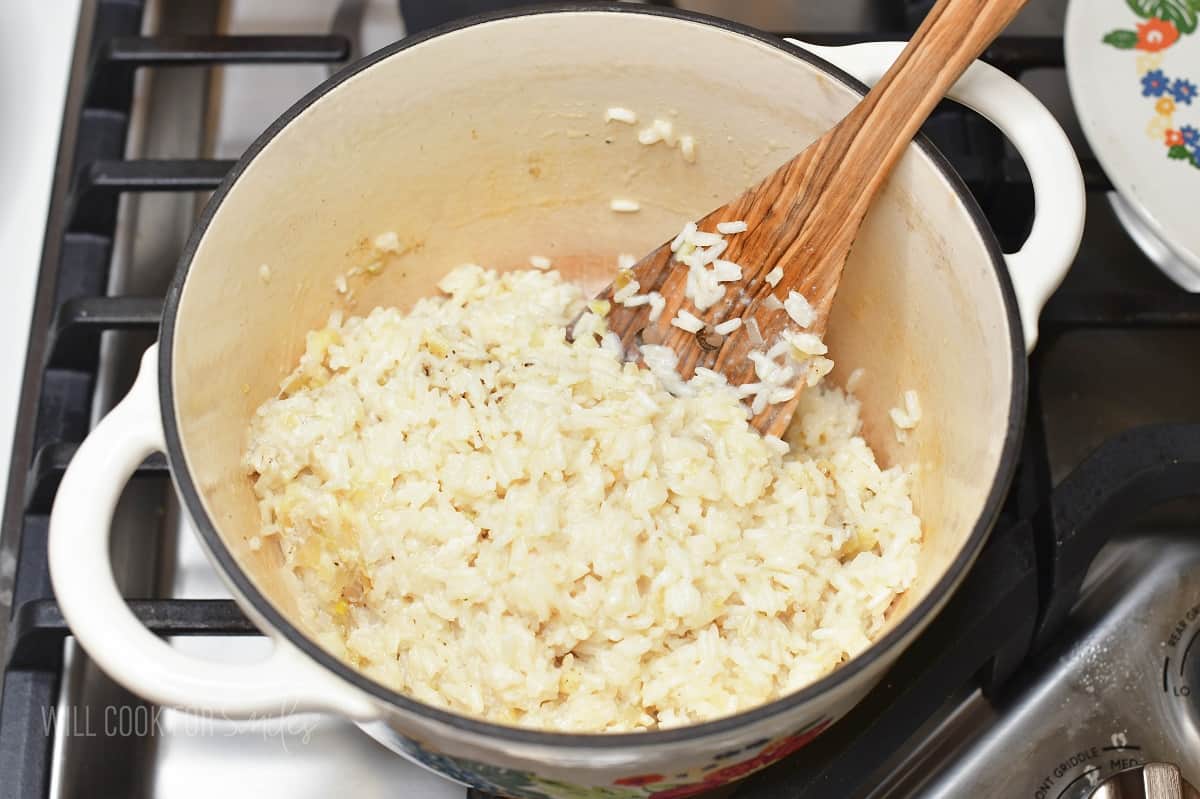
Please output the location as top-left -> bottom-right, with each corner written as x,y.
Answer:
1157,97 -> 1177,115
1165,129 -> 1185,147
1137,18 -> 1180,52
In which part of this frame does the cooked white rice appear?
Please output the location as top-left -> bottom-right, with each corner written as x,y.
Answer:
670,308 -> 705,333
604,107 -> 638,125
646,291 -> 666,322
680,135 -> 696,163
889,389 -> 923,442
785,290 -> 816,329
713,318 -> 742,335
243,265 -> 921,732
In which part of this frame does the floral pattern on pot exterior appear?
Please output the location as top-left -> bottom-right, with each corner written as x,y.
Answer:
1103,1 -> 1200,170
391,718 -> 831,799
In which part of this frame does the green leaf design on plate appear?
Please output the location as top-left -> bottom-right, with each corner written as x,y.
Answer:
1127,0 -> 1153,18
1167,145 -> 1199,168
1127,0 -> 1199,33
1103,28 -> 1140,47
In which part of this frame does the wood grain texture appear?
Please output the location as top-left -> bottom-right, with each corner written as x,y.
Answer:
595,0 -> 1028,437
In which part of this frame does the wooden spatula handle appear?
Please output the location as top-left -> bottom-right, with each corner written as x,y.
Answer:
815,0 -> 1029,231
593,0 -> 1030,438
757,0 -> 1030,360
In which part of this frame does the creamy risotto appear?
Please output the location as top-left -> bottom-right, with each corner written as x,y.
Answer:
243,264 -> 921,732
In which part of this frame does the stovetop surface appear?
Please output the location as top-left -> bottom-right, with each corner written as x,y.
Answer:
4,2 -> 1200,799
923,535 -> 1200,799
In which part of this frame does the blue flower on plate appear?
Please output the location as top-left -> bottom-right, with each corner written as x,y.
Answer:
1172,78 -> 1197,105
1142,69 -> 1169,97
1183,126 -> 1200,147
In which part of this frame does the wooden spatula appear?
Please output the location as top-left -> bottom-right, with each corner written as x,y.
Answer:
593,0 -> 1027,438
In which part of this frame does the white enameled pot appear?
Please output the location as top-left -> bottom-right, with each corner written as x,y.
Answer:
48,7 -> 1084,798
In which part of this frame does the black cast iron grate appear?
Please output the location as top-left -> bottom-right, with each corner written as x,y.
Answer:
3,3 -> 1200,799
0,3 -> 349,796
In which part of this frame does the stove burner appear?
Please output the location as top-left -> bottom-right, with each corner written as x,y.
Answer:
1091,763 -> 1200,799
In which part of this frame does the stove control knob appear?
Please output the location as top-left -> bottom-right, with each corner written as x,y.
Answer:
1090,763 -> 1200,799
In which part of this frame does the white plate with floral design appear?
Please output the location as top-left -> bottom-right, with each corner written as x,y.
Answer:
1066,0 -> 1200,287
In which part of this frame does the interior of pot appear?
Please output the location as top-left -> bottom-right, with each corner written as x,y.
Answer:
170,9 -> 1015,689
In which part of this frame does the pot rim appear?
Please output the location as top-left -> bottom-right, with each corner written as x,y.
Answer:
158,1 -> 1026,748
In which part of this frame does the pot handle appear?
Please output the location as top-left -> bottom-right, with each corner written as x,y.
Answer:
48,345 -> 378,720
791,39 -> 1085,351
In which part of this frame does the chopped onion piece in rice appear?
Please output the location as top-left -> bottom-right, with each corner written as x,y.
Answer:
806,356 -> 835,387
745,317 -> 765,346
613,273 -> 641,304
782,330 -> 828,356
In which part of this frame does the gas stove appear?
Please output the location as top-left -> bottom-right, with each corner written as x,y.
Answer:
922,534 -> 1200,798
3,2 -> 1200,798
